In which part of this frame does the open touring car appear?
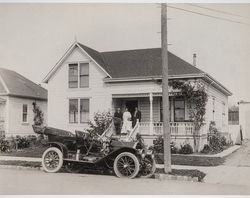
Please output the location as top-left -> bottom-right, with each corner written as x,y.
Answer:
32,120 -> 156,179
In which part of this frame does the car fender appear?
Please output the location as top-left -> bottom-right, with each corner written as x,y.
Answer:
46,142 -> 69,158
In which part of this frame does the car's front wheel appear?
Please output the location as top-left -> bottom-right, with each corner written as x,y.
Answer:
139,155 -> 156,178
42,147 -> 63,173
113,152 -> 140,179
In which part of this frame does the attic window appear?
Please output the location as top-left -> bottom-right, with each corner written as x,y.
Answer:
68,62 -> 89,88
68,64 -> 78,88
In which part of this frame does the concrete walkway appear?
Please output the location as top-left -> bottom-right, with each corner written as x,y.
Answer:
0,156 -> 41,162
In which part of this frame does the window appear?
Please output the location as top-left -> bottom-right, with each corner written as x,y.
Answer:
174,99 -> 185,122
160,98 -> 171,122
80,99 -> 89,123
80,63 -> 89,88
68,64 -> 78,88
22,104 -> 28,123
69,98 -> 89,123
69,99 -> 78,123
68,62 -> 89,88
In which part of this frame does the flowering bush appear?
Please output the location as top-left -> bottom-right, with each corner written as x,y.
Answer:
86,112 -> 113,136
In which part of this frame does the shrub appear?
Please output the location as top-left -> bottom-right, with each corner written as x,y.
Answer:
200,144 -> 212,154
179,143 -> 193,154
0,137 -> 10,152
15,135 -> 30,149
87,112 -> 113,136
151,136 -> 179,154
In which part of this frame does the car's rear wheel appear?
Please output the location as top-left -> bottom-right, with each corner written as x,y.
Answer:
113,152 -> 139,179
140,155 -> 156,178
65,162 -> 82,173
42,147 -> 63,173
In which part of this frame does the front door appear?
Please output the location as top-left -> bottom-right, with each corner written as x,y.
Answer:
125,100 -> 138,117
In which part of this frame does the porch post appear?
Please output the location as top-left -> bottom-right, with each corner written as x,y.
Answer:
149,92 -> 153,135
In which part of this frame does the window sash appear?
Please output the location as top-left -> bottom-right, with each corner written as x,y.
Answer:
22,104 -> 28,122
174,99 -> 185,122
69,64 -> 78,88
69,99 -> 89,123
80,99 -> 89,123
69,99 -> 78,123
80,63 -> 89,88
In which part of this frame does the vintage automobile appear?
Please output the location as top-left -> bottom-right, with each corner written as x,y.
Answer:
32,120 -> 156,179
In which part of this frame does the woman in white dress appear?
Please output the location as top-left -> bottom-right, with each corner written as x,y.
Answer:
121,108 -> 132,134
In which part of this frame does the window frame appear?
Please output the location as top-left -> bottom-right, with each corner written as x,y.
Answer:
68,62 -> 90,89
79,63 -> 89,88
68,98 -> 90,124
68,63 -> 79,88
22,104 -> 28,123
173,98 -> 185,122
69,99 -> 79,123
80,98 -> 90,123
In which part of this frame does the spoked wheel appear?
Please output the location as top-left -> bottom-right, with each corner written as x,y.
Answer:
42,147 -> 63,173
113,152 -> 140,179
65,162 -> 82,173
139,155 -> 156,178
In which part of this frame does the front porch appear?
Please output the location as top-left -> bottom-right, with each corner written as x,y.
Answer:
112,92 -> 209,151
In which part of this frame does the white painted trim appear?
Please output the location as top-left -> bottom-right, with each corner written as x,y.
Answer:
0,72 -> 10,94
43,42 -> 111,83
43,42 -> 78,83
76,43 -> 111,78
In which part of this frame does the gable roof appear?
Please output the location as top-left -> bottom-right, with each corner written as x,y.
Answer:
0,68 -> 47,100
43,42 -> 232,96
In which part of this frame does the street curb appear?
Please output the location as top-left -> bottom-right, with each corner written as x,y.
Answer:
154,173 -> 200,182
0,164 -> 42,171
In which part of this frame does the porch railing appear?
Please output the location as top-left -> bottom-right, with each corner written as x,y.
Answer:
139,122 -> 195,136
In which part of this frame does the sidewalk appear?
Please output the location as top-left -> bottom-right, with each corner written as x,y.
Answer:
0,156 -> 41,162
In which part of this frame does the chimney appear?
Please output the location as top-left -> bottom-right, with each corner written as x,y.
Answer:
193,53 -> 197,67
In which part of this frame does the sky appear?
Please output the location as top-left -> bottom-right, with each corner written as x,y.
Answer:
0,3 -> 249,105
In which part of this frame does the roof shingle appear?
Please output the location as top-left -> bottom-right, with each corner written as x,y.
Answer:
78,43 -> 204,78
0,68 -> 47,100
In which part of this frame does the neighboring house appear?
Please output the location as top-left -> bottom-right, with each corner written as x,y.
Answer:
43,41 -> 232,151
0,68 -> 47,137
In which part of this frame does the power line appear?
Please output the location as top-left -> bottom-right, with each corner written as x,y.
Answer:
189,4 -> 250,20
167,5 -> 250,26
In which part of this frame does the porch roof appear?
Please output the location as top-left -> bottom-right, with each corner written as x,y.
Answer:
112,92 -> 177,98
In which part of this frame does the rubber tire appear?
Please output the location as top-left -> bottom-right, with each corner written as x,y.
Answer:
42,147 -> 63,173
113,152 -> 140,179
140,155 -> 156,178
65,162 -> 82,173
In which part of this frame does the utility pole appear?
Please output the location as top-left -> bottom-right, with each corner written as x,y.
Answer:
161,3 -> 171,173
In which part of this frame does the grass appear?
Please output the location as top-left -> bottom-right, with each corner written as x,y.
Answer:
155,153 -> 225,166
156,168 -> 206,182
0,145 -> 48,158
0,146 -> 224,166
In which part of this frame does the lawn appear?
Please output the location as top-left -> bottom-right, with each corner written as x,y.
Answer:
155,153 -> 225,166
0,146 -> 48,158
0,146 -> 225,166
